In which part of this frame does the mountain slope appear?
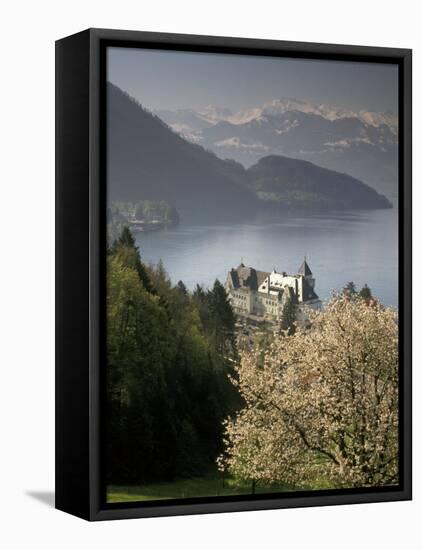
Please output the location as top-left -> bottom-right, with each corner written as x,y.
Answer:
108,84 -> 391,218
107,83 -> 258,221
247,155 -> 392,210
156,99 -> 398,200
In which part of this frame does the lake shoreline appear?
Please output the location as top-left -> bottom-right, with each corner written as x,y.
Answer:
136,207 -> 398,308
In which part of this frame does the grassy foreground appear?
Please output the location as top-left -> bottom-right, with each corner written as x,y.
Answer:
107,475 -> 296,503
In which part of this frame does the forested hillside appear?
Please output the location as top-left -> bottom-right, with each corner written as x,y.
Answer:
247,155 -> 392,210
106,227 -> 241,483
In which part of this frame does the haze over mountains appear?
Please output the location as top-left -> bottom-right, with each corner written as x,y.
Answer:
156,98 -> 398,200
108,83 -> 392,222
107,83 -> 258,221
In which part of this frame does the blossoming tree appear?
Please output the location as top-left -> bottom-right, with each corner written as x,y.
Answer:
218,295 -> 399,489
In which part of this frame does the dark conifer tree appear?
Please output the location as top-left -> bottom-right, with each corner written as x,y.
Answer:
112,226 -> 154,293
280,293 -> 297,335
176,280 -> 188,295
359,284 -> 373,300
208,280 -> 237,355
342,281 -> 357,298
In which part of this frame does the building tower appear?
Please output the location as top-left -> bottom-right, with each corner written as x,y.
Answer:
298,257 -> 315,289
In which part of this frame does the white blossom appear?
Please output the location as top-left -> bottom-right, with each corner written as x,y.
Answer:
218,295 -> 399,489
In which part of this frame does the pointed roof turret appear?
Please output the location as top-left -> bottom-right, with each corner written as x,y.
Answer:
298,257 -> 312,277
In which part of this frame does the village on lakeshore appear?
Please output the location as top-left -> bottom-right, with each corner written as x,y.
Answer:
109,200 -> 180,234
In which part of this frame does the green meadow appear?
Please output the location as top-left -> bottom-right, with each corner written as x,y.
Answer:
107,475 -> 296,503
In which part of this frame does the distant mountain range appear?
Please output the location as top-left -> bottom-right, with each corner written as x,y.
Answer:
155,98 -> 398,200
108,83 -> 392,222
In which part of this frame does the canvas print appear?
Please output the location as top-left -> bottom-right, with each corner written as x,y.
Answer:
105,47 -> 399,504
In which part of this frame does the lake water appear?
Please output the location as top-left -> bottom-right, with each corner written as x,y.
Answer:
135,208 -> 398,307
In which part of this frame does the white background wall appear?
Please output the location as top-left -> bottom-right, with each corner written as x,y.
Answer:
0,1 -> 419,547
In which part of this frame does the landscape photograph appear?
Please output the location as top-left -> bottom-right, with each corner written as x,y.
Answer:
105,47 -> 399,503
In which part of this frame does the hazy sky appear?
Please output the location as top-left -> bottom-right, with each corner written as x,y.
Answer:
107,47 -> 398,115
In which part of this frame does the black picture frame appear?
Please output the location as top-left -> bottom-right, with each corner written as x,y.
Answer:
55,28 -> 412,521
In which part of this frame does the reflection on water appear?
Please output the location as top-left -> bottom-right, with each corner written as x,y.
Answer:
136,208 -> 398,307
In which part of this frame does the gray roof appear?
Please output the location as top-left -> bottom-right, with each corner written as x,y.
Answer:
229,265 -> 269,291
256,270 -> 269,288
298,259 -> 313,277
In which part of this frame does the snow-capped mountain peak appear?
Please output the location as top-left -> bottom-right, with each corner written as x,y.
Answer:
260,98 -> 397,131
197,105 -> 233,124
263,98 -> 323,117
154,98 -> 398,199
171,98 -> 398,134
156,98 -> 398,131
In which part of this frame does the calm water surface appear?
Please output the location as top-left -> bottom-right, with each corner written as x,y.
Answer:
136,208 -> 398,307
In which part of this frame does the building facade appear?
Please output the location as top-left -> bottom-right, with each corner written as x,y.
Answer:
225,259 -> 322,324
